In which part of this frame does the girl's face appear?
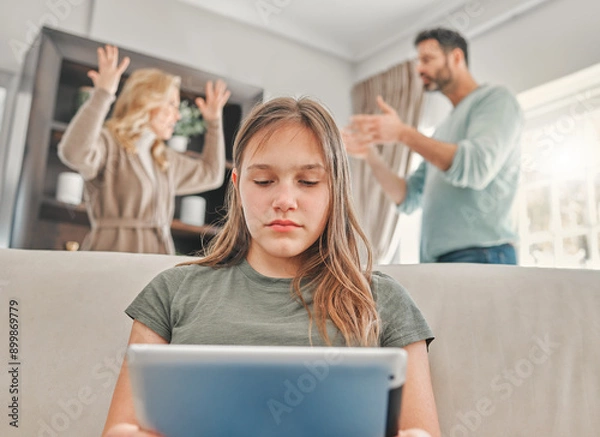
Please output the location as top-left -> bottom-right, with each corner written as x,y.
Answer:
233,123 -> 331,278
149,86 -> 181,140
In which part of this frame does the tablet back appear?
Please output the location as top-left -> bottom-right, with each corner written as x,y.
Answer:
127,344 -> 407,437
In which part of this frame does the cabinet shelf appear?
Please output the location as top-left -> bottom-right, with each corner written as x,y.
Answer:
40,197 -> 88,224
51,120 -> 69,131
170,219 -> 220,239
39,197 -> 220,240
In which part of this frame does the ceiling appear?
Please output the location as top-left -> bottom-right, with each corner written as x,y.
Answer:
176,0 -> 476,62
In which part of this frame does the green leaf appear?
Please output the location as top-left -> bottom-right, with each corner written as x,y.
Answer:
173,100 -> 206,137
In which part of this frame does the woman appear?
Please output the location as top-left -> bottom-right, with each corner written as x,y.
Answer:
58,45 -> 230,254
102,97 -> 440,437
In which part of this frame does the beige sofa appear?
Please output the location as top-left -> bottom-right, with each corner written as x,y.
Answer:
1,248 -> 599,436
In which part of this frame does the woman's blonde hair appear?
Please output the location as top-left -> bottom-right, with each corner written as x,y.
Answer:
184,97 -> 379,347
105,68 -> 181,171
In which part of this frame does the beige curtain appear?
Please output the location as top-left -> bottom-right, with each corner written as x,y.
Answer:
350,59 -> 424,263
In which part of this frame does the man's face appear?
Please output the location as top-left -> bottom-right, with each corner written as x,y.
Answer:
416,39 -> 454,93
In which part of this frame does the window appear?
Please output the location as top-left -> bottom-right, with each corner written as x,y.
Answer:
517,63 -> 600,269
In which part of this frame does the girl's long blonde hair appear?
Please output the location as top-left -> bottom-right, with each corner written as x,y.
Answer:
183,97 -> 379,347
105,68 -> 181,171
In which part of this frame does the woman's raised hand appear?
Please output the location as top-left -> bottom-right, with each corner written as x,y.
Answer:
87,45 -> 130,96
195,79 -> 231,122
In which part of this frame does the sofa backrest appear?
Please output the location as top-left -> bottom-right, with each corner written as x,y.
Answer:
1,249 -> 599,436
377,263 -> 600,436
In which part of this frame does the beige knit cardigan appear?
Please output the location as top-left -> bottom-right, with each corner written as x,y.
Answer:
58,88 -> 225,254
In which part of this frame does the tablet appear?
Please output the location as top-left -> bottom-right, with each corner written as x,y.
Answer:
127,344 -> 407,437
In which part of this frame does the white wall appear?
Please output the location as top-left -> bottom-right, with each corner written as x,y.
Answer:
0,0 -> 93,74
470,0 -> 600,94
89,0 -> 353,123
354,0 -> 600,95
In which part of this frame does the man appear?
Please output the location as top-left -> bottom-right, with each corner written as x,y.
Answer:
343,28 -> 523,264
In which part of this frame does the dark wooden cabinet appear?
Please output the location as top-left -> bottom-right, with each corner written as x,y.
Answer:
9,27 -> 263,254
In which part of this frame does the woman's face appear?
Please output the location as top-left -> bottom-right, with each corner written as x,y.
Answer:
234,123 -> 331,277
149,86 -> 181,140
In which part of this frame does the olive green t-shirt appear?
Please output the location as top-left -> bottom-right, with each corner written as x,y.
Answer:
126,260 -> 433,348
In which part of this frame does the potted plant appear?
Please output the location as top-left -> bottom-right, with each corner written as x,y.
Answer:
168,100 -> 206,152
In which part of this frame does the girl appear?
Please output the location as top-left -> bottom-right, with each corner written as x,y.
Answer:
102,97 -> 440,437
58,45 -> 230,254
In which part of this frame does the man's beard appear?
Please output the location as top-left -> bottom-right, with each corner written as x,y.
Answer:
422,62 -> 453,93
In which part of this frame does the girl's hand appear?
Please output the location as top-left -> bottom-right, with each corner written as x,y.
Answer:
195,79 -> 231,121
87,45 -> 130,96
398,428 -> 432,437
104,423 -> 163,437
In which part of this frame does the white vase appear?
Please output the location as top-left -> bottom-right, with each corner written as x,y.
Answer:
56,172 -> 84,205
180,196 -> 206,226
168,135 -> 188,153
